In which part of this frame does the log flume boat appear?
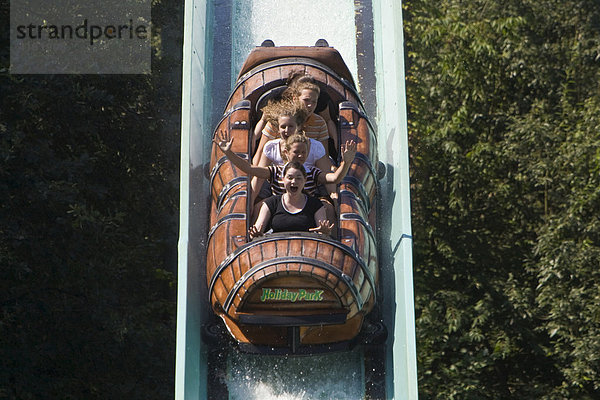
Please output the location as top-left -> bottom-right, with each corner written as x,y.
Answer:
207,40 -> 380,354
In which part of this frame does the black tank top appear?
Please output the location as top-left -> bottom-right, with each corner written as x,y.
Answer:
264,195 -> 323,232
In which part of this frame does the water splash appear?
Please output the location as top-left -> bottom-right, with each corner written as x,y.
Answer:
227,347 -> 364,399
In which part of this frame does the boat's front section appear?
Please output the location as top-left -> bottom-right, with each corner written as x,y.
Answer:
211,231 -> 376,352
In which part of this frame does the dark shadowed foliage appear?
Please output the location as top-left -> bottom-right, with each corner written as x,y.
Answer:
0,0 -> 183,398
404,0 -> 600,398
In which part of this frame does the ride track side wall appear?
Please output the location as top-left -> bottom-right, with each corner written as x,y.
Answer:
373,0 -> 419,398
176,0 -> 209,399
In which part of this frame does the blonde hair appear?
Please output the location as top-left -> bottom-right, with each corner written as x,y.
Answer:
285,133 -> 309,149
287,72 -> 321,96
260,98 -> 308,129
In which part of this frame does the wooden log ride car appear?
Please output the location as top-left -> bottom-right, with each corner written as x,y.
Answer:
206,40 -> 380,353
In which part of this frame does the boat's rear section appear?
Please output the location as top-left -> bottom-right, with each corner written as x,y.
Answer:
206,43 -> 379,353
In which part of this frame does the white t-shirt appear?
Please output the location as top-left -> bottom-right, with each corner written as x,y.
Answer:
263,138 -> 326,169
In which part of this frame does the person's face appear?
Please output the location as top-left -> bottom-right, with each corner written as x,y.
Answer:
283,167 -> 306,194
278,115 -> 298,139
284,142 -> 308,163
298,89 -> 318,115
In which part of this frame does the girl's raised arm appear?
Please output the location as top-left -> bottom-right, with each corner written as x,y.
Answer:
252,122 -> 273,165
318,140 -> 357,184
214,130 -> 270,180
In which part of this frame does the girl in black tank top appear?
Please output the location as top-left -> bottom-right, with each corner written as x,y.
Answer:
249,162 -> 334,238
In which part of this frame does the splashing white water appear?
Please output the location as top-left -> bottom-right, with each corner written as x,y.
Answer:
227,348 -> 364,400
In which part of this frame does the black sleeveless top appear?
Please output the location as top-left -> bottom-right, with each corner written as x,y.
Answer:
264,195 -> 323,232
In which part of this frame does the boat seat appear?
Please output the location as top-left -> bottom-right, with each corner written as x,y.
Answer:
255,86 -> 287,113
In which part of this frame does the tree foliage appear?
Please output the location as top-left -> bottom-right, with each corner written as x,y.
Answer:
405,0 -> 600,397
0,0 -> 182,398
3,0 -> 600,397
